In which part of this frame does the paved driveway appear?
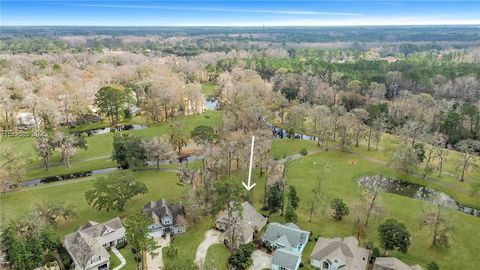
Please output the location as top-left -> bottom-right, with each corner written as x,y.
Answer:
146,235 -> 171,270
194,229 -> 224,267
249,250 -> 273,270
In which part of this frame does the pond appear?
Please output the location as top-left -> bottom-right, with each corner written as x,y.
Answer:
358,175 -> 480,217
204,97 -> 219,110
11,167 -> 119,189
72,124 -> 148,136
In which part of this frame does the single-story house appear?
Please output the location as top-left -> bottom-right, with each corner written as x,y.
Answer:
63,217 -> 126,270
373,257 -> 424,270
310,236 -> 370,270
215,201 -> 267,249
143,199 -> 188,238
263,222 -> 310,270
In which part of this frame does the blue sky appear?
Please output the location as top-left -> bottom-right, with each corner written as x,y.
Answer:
1,1 -> 479,26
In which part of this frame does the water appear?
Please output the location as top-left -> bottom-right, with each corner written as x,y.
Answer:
204,98 -> 218,110
271,126 -> 317,141
73,124 -> 147,136
11,167 -> 119,188
358,176 -> 480,217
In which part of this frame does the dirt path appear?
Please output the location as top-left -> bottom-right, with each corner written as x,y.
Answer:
194,229 -> 223,267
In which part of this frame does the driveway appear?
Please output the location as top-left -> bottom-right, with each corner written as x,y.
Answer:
146,235 -> 171,270
194,229 -> 224,267
249,250 -> 272,270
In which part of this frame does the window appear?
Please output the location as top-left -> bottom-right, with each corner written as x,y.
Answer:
91,255 -> 101,263
280,267 -> 287,270
323,261 -> 330,269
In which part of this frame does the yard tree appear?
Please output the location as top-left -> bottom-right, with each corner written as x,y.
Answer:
287,185 -> 300,210
266,181 -> 284,214
34,133 -> 55,171
392,145 -> 419,173
427,262 -> 440,270
434,134 -> 449,176
330,198 -> 350,221
307,177 -> 325,222
228,242 -> 254,270
398,120 -> 429,147
420,205 -> 451,248
124,212 -> 159,270
169,120 -> 189,153
190,125 -> 217,146
112,133 -> 146,169
142,136 -> 176,170
33,201 -> 76,226
352,108 -> 369,147
338,112 -> 356,152
213,178 -> 245,251
0,145 -> 25,186
85,171 -> 148,211
53,131 -> 85,167
378,218 -> 411,254
372,115 -> 387,151
455,139 -> 480,181
363,175 -> 389,226
422,133 -> 446,179
285,203 -> 297,223
94,86 -> 126,125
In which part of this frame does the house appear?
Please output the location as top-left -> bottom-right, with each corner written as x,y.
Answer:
143,199 -> 188,237
373,257 -> 424,270
63,217 -> 126,270
215,201 -> 267,248
310,236 -> 370,270
263,222 -> 310,270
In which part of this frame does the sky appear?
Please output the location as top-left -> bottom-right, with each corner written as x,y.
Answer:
1,1 -> 479,26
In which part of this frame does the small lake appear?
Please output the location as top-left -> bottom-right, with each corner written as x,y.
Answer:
358,176 -> 480,217
72,124 -> 147,136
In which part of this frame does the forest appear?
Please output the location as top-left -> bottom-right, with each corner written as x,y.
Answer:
0,26 -> 479,270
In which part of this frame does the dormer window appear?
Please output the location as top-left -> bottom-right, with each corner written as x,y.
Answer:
91,255 -> 101,263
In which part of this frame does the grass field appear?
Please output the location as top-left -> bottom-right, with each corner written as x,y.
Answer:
2,110 -> 222,180
201,82 -> 216,96
162,219 -> 213,267
248,150 -> 480,270
204,244 -> 230,270
0,170 -> 186,235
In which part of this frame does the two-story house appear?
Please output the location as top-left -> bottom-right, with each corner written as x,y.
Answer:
63,217 -> 126,270
143,198 -> 188,237
263,222 -> 310,270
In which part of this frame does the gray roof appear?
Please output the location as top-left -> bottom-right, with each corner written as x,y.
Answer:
310,236 -> 370,270
63,217 -> 124,266
144,199 -> 187,226
263,222 -> 309,249
272,248 -> 301,269
217,201 -> 267,242
374,257 -> 424,270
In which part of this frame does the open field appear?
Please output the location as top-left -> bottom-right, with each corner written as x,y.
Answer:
2,110 -> 222,180
249,150 -> 480,270
0,170 -> 186,235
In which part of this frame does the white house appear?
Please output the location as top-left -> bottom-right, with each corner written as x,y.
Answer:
63,218 -> 126,270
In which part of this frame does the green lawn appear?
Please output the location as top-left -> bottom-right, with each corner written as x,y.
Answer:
249,151 -> 480,270
204,244 -> 230,270
0,170 -> 186,235
119,246 -> 137,270
3,110 -> 222,180
162,219 -> 213,266
201,83 -> 216,96
270,139 -> 320,160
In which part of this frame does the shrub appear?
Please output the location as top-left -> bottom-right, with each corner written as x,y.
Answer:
299,148 -> 308,156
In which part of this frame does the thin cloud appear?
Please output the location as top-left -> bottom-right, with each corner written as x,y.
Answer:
68,3 -> 362,16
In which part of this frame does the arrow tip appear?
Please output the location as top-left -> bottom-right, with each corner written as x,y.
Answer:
242,182 -> 256,191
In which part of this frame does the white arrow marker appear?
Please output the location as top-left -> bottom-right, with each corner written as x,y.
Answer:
243,135 -> 256,191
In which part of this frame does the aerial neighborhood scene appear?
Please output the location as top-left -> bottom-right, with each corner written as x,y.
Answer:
0,1 -> 479,270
